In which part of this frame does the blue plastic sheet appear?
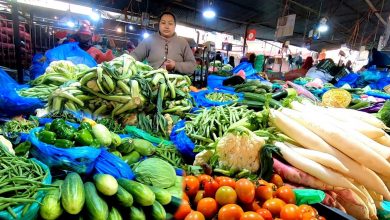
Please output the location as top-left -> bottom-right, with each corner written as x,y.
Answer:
0,68 -> 44,117
335,73 -> 360,88
232,62 -> 257,76
36,43 -> 97,78
191,89 -> 243,107
170,120 -> 196,161
94,149 -> 135,179
29,53 -> 46,80
207,75 -> 235,91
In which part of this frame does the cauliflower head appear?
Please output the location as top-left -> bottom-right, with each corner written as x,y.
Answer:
216,127 -> 265,173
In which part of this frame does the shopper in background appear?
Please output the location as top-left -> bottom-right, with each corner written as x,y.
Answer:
249,53 -> 256,67
228,56 -> 235,67
130,11 -> 196,75
284,56 -> 314,81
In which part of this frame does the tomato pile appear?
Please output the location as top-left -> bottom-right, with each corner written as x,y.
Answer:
175,174 -> 326,220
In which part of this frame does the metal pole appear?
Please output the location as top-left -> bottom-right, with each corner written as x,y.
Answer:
363,0 -> 386,26
11,0 -> 23,83
30,9 -> 36,54
242,23 -> 249,57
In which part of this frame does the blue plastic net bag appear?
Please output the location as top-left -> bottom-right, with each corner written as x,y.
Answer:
0,158 -> 51,220
170,120 -> 196,162
191,89 -> 243,107
0,68 -> 44,117
29,127 -> 102,174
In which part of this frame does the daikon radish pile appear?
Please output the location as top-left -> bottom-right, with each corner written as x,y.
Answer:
275,142 -> 367,201
375,133 -> 390,147
286,143 -> 349,174
269,108 -> 390,199
280,107 -> 390,177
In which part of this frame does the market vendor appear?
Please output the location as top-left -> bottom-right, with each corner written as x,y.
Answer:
130,11 -> 196,75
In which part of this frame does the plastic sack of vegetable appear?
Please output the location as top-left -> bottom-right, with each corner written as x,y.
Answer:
94,148 -> 135,179
0,68 -> 44,118
190,89 -> 243,107
293,189 -> 326,205
29,127 -> 102,174
170,120 -> 196,162
0,158 -> 52,220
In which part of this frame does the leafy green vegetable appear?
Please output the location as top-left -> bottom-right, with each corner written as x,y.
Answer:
378,100 -> 390,128
259,144 -> 281,181
134,158 -> 176,188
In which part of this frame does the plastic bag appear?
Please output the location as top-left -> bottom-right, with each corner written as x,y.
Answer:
125,126 -> 172,146
232,62 -> 257,76
293,189 -> 326,206
207,75 -> 235,91
0,159 -> 51,220
29,127 -> 102,174
94,149 -> 135,179
0,68 -> 44,117
335,73 -> 359,88
170,120 -> 196,162
378,200 -> 390,219
191,89 -> 243,107
29,53 -> 46,80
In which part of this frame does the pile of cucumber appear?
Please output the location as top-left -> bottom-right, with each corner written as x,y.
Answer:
39,172 -> 182,220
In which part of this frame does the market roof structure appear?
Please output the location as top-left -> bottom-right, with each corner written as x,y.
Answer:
68,0 -> 390,51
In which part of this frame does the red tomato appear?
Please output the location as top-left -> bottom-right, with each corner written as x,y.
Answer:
256,184 -> 274,201
276,186 -> 296,204
215,176 -> 236,188
197,198 -> 218,219
197,175 -> 212,189
204,178 -> 219,198
174,200 -> 192,220
256,208 -> 273,220
183,193 -> 190,202
184,211 -> 205,220
243,201 -> 262,212
215,186 -> 237,206
185,176 -> 200,197
240,211 -> 264,220
318,216 -> 326,220
262,198 -> 286,216
193,190 -> 205,206
270,174 -> 284,188
280,204 -> 299,220
235,179 -> 256,204
218,204 -> 244,220
297,205 -> 317,219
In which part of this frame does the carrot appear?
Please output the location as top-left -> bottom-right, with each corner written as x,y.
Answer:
286,143 -> 349,174
291,101 -> 385,139
280,108 -> 390,177
275,142 -> 368,201
270,108 -> 390,199
375,133 -> 390,147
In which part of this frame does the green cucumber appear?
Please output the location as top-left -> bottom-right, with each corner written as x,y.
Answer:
61,172 -> 85,215
131,139 -> 155,156
114,185 -> 133,207
117,178 -> 155,206
164,196 -> 183,215
40,180 -> 64,220
93,174 -> 118,196
122,151 -> 141,165
84,182 -> 109,220
108,207 -> 123,220
117,138 -> 134,154
129,206 -> 146,220
146,201 -> 166,220
148,186 -> 171,205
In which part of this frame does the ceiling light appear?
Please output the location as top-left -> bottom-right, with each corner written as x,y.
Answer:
129,25 -> 134,30
54,16 -> 58,19
203,8 -> 216,19
67,21 -> 75,28
143,32 -> 149,39
117,27 -> 122,33
317,17 -> 328,33
90,11 -> 100,21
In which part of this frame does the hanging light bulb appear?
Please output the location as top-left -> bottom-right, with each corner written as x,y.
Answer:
317,17 -> 328,33
203,0 -> 216,19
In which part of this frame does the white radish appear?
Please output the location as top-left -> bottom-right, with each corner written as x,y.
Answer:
275,142 -> 368,201
290,103 -> 390,160
375,133 -> 390,147
326,107 -> 388,130
286,143 -> 349,174
270,108 -> 390,199
292,101 -> 385,139
354,184 -> 377,220
280,107 -> 390,177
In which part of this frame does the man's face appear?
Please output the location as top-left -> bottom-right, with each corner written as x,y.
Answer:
159,14 -> 175,38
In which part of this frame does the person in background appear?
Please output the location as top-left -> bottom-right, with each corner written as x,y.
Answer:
228,56 -> 235,67
345,60 -> 353,72
215,51 -> 223,62
284,56 -> 314,81
70,20 -> 93,51
130,11 -> 196,75
249,53 -> 256,67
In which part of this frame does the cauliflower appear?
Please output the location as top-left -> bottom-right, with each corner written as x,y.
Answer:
216,127 -> 265,173
193,149 -> 215,166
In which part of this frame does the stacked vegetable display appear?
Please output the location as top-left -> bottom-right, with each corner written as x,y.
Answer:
39,171 -> 183,220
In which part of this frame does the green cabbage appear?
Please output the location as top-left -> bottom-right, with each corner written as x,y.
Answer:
134,158 -> 176,188
222,64 -> 233,71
